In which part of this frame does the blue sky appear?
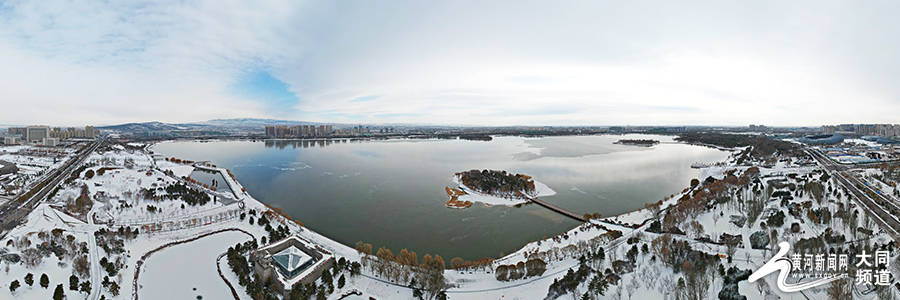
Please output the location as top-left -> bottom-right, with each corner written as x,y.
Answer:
232,69 -> 299,116
0,1 -> 899,126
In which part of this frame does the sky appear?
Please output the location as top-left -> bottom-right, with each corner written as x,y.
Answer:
0,0 -> 899,127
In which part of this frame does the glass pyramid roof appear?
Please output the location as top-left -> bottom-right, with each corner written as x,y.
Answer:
272,246 -> 313,273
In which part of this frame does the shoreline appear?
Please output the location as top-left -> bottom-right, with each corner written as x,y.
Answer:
147,137 -> 714,262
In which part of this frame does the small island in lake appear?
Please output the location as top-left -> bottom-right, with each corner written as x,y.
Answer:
445,169 -> 556,208
445,186 -> 473,208
614,139 -> 659,147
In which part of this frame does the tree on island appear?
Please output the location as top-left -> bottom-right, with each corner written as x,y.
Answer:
457,169 -> 536,197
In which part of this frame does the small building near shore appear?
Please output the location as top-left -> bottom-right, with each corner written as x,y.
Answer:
251,235 -> 334,294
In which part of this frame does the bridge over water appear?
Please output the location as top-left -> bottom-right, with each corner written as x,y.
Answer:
529,197 -> 586,222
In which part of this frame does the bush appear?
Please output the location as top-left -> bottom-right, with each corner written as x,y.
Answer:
54,284 -> 65,300
495,265 -> 509,281
69,274 -> 79,291
767,211 -> 785,227
525,258 -> 547,277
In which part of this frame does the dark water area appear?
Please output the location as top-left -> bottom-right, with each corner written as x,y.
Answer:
153,135 -> 729,260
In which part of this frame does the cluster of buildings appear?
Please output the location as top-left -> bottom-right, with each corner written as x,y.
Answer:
823,124 -> 900,137
264,124 -> 388,138
265,125 -> 334,138
4,125 -> 97,146
821,145 -> 900,164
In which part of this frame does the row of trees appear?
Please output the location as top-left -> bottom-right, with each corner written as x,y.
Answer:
494,258 -> 547,281
164,157 -> 194,164
8,278 -> 66,300
354,242 -> 447,299
163,182 -> 211,206
9,272 -> 50,290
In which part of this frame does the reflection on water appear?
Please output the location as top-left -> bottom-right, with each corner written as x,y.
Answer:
188,169 -> 234,196
264,139 -> 348,149
153,135 -> 729,260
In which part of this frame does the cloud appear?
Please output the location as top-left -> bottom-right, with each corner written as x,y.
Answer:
0,0 -> 898,126
231,69 -> 300,116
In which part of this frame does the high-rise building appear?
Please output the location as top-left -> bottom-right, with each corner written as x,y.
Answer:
85,126 -> 96,138
264,124 -> 342,138
823,123 -> 900,137
275,126 -> 290,138
25,126 -> 50,144
7,127 -> 25,136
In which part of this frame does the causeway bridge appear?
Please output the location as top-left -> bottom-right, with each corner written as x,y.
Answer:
529,197 -> 586,222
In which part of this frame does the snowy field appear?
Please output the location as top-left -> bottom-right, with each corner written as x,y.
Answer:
139,230 -> 253,300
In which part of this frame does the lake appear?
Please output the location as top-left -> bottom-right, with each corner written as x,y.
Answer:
152,134 -> 729,260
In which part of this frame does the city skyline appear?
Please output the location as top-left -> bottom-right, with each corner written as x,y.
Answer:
2,1 -> 900,126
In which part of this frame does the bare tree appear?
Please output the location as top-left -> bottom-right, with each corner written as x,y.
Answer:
683,261 -> 713,300
826,278 -> 851,300
769,230 -> 779,253
876,284 -> 894,300
645,200 -> 662,224
724,241 -> 738,264
688,220 -> 704,239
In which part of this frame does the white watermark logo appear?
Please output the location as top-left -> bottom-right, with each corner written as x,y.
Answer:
749,242 -> 842,292
749,241 -> 892,293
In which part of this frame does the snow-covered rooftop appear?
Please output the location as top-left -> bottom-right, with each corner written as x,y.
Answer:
273,245 -> 313,274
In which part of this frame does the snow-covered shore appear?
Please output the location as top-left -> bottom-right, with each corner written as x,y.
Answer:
452,176 -> 557,207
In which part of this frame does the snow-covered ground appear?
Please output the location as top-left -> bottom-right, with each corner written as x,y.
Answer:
139,230 -> 252,300
453,176 -> 556,207
155,160 -> 194,178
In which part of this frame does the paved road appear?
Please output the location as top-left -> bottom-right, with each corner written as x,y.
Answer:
807,149 -> 900,242
0,138 -> 103,238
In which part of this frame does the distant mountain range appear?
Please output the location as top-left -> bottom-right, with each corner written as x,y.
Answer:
95,118 -> 343,136
201,118 -> 325,128
98,121 -> 206,131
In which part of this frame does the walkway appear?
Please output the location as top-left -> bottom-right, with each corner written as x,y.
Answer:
529,198 -> 585,222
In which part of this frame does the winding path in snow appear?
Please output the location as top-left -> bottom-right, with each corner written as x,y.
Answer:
131,228 -> 255,300
216,252 -> 241,300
